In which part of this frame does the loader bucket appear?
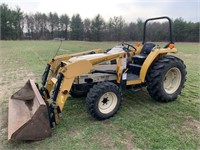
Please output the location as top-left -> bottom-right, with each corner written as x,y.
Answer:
8,80 -> 51,141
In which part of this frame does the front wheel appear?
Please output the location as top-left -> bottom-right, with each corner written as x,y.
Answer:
146,55 -> 186,102
86,82 -> 122,120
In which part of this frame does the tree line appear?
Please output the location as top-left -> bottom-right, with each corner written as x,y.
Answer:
0,3 -> 199,42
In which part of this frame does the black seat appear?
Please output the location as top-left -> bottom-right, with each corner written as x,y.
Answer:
133,42 -> 156,65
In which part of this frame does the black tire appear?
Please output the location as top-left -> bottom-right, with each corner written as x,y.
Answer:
146,55 -> 186,102
70,84 -> 92,98
70,90 -> 88,98
86,82 -> 123,120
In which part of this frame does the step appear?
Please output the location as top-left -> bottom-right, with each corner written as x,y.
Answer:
128,63 -> 142,68
128,63 -> 142,75
127,73 -> 139,81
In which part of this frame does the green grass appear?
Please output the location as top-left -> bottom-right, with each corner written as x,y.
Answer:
0,41 -> 199,150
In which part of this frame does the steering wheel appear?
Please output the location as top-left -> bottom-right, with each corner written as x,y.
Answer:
122,42 -> 137,51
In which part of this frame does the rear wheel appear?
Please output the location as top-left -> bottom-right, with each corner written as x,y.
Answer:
164,67 -> 182,94
86,82 -> 122,120
146,55 -> 186,102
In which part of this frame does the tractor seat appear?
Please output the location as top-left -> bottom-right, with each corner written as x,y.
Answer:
133,42 -> 156,65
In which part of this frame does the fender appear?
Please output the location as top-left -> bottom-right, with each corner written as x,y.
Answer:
140,48 -> 177,82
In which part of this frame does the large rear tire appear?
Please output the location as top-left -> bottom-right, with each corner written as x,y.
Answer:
146,55 -> 186,102
86,82 -> 122,120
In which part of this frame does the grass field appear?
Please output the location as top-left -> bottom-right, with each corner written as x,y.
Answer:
0,41 -> 199,149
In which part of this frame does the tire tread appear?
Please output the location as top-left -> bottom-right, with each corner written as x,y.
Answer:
86,82 -> 123,120
146,55 -> 186,102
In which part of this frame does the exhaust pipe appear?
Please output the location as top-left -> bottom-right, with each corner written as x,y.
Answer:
8,80 -> 51,140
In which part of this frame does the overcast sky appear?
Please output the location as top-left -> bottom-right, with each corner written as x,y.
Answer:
1,0 -> 199,22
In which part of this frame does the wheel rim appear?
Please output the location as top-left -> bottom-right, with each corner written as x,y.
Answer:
98,92 -> 118,114
163,67 -> 182,94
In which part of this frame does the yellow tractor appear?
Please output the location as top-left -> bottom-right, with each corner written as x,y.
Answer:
8,16 -> 186,140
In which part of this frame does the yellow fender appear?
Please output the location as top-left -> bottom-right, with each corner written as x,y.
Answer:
140,48 -> 178,82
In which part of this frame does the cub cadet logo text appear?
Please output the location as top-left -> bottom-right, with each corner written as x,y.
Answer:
92,54 -> 120,65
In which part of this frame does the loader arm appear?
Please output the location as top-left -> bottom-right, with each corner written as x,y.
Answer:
48,49 -> 104,76
41,49 -> 104,99
48,51 -> 127,126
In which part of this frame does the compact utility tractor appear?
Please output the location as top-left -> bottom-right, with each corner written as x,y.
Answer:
8,16 -> 186,140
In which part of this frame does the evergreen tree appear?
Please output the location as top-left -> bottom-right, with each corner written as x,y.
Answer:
60,14 -> 70,40
70,14 -> 84,40
90,14 -> 105,41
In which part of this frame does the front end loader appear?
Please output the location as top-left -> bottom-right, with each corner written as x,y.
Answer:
8,16 -> 186,141
8,48 -> 104,140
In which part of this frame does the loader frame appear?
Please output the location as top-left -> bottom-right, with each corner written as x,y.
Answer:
40,49 -> 104,99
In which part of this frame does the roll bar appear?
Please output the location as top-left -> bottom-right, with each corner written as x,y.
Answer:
142,16 -> 173,44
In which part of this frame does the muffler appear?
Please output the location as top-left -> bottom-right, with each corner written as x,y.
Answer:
8,80 -> 51,141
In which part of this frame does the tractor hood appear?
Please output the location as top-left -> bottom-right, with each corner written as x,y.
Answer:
68,46 -> 125,62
